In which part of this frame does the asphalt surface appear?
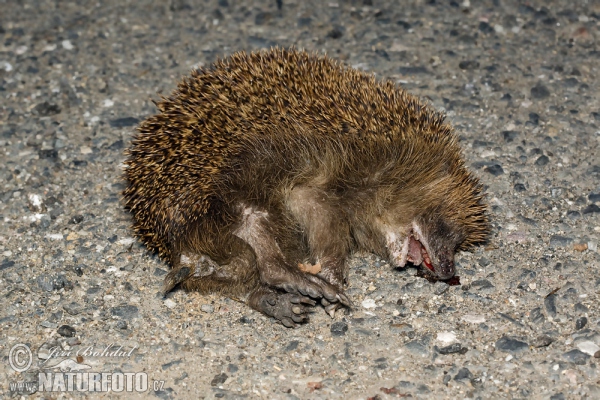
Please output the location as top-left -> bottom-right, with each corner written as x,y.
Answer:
1,0 -> 599,398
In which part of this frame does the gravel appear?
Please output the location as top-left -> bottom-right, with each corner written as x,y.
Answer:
1,0 -> 599,398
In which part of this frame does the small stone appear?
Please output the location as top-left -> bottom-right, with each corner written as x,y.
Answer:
331,321 -> 348,336
201,304 -> 214,313
478,21 -> 494,34
327,27 -> 344,39
458,60 -> 480,70
110,305 -> 139,320
109,117 -> 139,128
470,279 -> 495,293
588,192 -> 600,202
37,274 -> 55,292
544,294 -> 557,317
573,243 -> 588,252
116,320 -> 128,330
57,325 -> 76,337
210,373 -> 228,386
562,349 -> 590,365
514,183 -> 526,192
532,335 -> 554,347
566,211 -> 581,220
583,204 -> 600,214
461,314 -> 486,324
495,336 -> 528,353
63,302 -> 82,315
161,359 -> 182,370
405,337 -> 430,357
398,66 -> 430,75
576,341 -> 600,356
436,331 -> 457,345
40,321 -> 58,329
454,367 -> 473,380
361,298 -> 377,309
69,214 -> 84,224
549,235 -> 573,247
164,299 -> 176,309
485,164 -> 504,176
433,281 -> 449,295
437,343 -> 466,355
530,307 -> 545,324
535,155 -> 549,166
531,83 -> 550,99
34,101 -> 61,116
575,317 -> 588,330
528,112 -> 540,125
502,130 -> 519,142
574,303 -> 588,313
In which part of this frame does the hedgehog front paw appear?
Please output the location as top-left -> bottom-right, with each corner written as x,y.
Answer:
275,273 -> 351,308
251,291 -> 316,328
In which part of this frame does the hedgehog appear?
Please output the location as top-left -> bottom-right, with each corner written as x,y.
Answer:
123,48 -> 488,328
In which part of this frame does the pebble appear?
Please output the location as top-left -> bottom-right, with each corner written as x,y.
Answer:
576,341 -> 600,356
200,304 -> 215,313
583,204 -> 600,214
535,155 -> 549,166
436,331 -> 457,345
437,343 -> 467,355
532,335 -> 554,348
495,336 -> 529,354
110,305 -> 139,320
330,321 -> 348,336
454,367 -> 473,380
210,373 -> 228,386
361,298 -> 377,309
544,294 -> 557,317
433,281 -> 449,295
549,235 -> 573,247
405,337 -> 430,357
469,279 -> 495,294
485,164 -> 504,176
562,349 -> 590,365
164,299 -> 176,309
57,325 -> 76,337
461,314 -> 486,324
575,317 -> 587,330
63,302 -> 82,315
530,83 -> 550,99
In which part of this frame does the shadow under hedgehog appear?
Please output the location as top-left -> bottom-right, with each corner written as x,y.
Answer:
123,48 -> 489,328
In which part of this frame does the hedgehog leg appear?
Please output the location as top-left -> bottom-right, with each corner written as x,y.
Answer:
164,240 -> 259,296
286,185 -> 352,316
233,204 -> 350,307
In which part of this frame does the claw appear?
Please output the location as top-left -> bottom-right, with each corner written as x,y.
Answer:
324,303 -> 338,318
290,295 -> 316,306
336,293 -> 352,307
281,318 -> 296,328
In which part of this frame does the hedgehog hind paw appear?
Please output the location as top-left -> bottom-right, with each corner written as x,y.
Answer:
163,266 -> 192,295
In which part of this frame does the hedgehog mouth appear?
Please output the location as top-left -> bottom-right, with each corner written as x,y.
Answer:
406,234 -> 435,274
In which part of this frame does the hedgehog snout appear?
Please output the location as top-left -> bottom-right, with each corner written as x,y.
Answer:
434,246 -> 455,280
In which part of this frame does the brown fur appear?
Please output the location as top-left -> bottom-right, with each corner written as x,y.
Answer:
123,48 -> 488,327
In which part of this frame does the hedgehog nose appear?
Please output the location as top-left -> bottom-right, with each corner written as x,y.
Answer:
437,248 -> 455,280
438,259 -> 455,280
